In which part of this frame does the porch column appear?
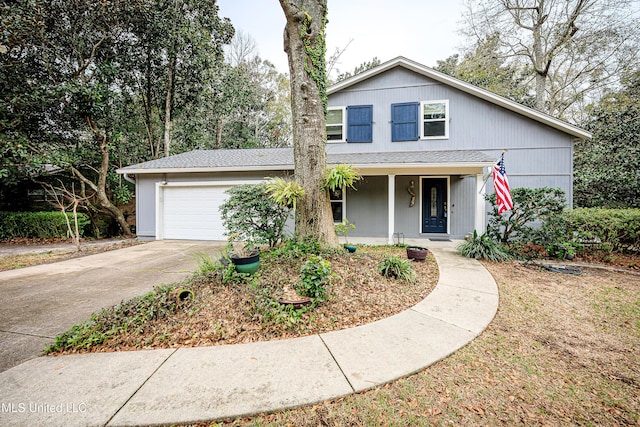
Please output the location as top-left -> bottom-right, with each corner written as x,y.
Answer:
475,172 -> 486,233
388,174 -> 395,245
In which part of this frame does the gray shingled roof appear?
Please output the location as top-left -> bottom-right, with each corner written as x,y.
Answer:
121,148 -> 293,170
118,148 -> 495,173
335,150 -> 495,165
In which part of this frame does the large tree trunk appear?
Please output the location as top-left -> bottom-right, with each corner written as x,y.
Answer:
75,117 -> 133,237
142,46 -> 160,159
215,117 -> 224,149
279,0 -> 338,246
531,5 -> 549,112
163,52 -> 176,157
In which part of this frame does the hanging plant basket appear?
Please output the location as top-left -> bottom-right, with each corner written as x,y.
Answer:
406,246 -> 429,261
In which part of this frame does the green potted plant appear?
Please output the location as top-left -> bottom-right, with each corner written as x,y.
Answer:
335,219 -> 357,253
226,235 -> 260,274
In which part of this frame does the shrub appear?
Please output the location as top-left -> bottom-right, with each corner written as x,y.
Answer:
529,213 -> 581,259
0,211 -> 90,240
219,184 -> 291,248
457,230 -> 511,262
378,255 -> 416,283
296,255 -> 332,301
564,208 -> 640,253
485,187 -> 566,245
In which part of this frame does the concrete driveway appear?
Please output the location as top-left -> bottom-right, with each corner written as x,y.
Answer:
0,240 -> 224,372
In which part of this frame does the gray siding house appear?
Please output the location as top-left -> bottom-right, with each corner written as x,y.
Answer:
118,57 -> 590,243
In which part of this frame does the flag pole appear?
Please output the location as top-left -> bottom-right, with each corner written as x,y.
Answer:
478,149 -> 508,194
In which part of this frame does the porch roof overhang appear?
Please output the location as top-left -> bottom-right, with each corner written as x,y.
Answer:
116,148 -> 495,175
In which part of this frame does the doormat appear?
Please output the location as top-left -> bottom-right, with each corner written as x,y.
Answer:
429,238 -> 451,242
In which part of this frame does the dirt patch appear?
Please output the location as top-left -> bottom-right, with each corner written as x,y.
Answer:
576,251 -> 640,271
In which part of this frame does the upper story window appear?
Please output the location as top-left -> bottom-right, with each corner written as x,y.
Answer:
327,107 -> 346,142
327,105 -> 373,143
391,100 -> 449,141
421,100 -> 449,139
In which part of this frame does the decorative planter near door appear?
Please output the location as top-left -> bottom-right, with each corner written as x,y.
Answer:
406,246 -> 429,261
230,252 -> 261,274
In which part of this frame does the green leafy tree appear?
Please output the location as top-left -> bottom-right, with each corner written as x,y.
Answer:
175,31 -> 291,151
0,0 -> 235,235
574,70 -> 640,208
1,0 -> 137,234
124,0 -> 234,158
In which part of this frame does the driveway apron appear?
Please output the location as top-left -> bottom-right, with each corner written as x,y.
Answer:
0,240 -> 224,372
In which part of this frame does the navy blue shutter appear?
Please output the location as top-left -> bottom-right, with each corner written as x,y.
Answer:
346,105 -> 373,143
391,102 -> 419,141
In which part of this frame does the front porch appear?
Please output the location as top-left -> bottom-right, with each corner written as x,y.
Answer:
337,236 -> 464,247
344,172 -> 488,245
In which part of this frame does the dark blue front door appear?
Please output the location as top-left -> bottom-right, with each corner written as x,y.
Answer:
422,178 -> 447,233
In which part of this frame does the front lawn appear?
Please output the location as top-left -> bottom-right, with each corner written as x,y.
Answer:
220,262 -> 639,426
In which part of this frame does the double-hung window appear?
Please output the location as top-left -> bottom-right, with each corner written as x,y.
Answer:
327,107 -> 346,142
327,105 -> 373,143
420,100 -> 449,139
391,100 -> 449,141
329,187 -> 345,223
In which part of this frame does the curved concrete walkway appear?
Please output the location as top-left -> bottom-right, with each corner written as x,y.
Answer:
0,241 -> 498,427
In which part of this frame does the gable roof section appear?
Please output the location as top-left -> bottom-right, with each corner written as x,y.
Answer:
117,148 -> 495,174
328,56 -> 591,140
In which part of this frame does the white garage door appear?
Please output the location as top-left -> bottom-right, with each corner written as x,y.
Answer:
162,185 -> 231,240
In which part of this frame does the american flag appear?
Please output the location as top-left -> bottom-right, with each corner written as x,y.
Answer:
493,154 -> 513,215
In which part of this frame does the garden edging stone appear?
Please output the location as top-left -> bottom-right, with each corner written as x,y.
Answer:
0,239 -> 499,427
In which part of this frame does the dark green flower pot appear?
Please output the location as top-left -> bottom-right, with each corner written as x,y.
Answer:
344,244 -> 357,253
231,252 -> 260,274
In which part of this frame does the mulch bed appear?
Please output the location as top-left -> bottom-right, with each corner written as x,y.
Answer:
54,246 -> 439,354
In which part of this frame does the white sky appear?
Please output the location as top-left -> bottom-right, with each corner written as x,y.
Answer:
217,0 -> 467,75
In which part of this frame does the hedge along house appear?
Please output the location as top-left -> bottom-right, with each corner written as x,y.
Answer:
117,57 -> 591,243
